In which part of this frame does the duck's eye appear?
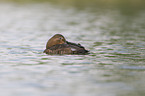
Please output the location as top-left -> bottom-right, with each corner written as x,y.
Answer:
59,37 -> 62,40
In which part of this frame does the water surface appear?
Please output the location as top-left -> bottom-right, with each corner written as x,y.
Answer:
0,3 -> 145,96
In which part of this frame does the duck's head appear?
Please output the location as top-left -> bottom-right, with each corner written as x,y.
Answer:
46,34 -> 66,49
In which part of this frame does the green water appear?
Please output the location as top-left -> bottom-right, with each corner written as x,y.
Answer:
0,2 -> 145,96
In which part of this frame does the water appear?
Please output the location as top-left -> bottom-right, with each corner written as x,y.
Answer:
0,3 -> 145,96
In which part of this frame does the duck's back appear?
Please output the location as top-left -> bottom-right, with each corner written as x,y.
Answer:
66,41 -> 89,54
44,42 -> 89,54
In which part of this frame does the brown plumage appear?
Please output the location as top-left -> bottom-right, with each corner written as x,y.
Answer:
43,34 -> 89,55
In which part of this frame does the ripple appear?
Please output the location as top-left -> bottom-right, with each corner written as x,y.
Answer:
120,66 -> 145,70
0,3 -> 145,96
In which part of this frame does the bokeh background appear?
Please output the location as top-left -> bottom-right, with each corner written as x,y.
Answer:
0,0 -> 145,96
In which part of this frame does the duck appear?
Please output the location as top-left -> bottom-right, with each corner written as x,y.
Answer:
43,34 -> 89,55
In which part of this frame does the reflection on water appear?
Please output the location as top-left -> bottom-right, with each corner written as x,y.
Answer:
0,3 -> 145,96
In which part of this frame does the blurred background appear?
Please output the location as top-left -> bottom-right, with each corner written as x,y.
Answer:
0,0 -> 145,96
